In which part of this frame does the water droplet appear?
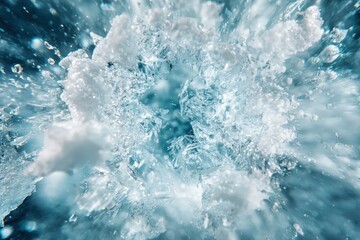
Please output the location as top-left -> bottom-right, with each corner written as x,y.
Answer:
0,226 -> 13,239
49,8 -> 57,15
44,41 -> 55,50
23,221 -> 37,232
30,38 -> 43,50
48,58 -> 55,65
11,64 -> 23,74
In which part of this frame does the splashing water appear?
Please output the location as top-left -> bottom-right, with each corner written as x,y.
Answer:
1,0 -> 360,239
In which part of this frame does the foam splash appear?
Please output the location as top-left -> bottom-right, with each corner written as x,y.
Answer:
1,0 -> 360,239
32,1 -> 317,236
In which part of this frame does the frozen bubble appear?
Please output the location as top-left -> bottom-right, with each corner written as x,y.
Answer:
330,28 -> 347,44
30,37 -> 43,50
11,64 -> 23,74
0,226 -> 13,239
48,58 -> 55,65
44,41 -> 55,50
319,45 -> 340,63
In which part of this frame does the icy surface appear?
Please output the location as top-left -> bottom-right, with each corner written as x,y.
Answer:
1,0 -> 360,239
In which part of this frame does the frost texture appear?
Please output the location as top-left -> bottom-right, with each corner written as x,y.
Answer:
1,0 -> 360,239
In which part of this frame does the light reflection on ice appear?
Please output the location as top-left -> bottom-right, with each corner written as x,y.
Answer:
1,0 -> 360,239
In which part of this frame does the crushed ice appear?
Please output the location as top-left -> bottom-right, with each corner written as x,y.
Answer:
1,0 -> 360,239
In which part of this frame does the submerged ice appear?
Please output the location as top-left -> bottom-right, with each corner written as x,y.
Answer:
1,0 -> 360,239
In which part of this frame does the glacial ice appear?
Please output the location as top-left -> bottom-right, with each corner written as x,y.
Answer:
1,0 -> 360,239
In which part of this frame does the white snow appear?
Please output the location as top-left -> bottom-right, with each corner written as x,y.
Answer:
26,121 -> 110,176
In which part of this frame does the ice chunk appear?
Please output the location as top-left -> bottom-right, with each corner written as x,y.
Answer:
60,51 -> 109,121
330,28 -> 347,44
319,45 -> 340,63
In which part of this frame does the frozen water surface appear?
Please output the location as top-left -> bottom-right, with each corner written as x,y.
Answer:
1,0 -> 360,239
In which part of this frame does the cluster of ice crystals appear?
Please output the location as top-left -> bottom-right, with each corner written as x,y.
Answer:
31,2 -> 321,237
2,0 -> 360,239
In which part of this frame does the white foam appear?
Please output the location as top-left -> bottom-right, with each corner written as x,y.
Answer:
26,121 -> 110,176
60,50 -> 109,121
202,167 -> 271,214
261,6 -> 323,60
92,14 -> 138,68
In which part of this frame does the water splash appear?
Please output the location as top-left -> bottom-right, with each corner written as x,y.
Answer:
1,0 -> 360,239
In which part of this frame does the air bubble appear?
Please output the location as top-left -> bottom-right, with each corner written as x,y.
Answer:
11,64 -> 23,74
44,41 -> 55,50
23,221 -> 37,232
48,58 -> 55,65
30,38 -> 43,50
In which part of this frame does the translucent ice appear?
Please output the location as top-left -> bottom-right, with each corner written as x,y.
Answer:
1,0 -> 360,239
